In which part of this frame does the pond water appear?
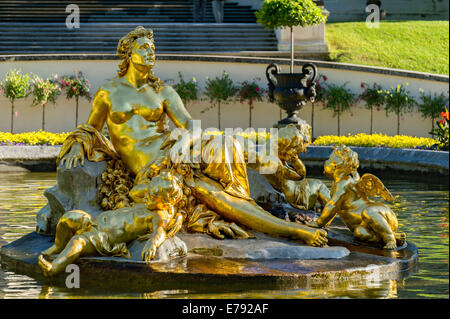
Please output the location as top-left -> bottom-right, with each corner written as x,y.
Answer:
0,172 -> 448,299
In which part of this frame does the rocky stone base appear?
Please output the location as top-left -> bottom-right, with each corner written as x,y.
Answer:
0,229 -> 418,292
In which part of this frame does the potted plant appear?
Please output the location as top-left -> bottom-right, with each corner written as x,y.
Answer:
202,71 -> 236,130
60,70 -> 91,128
360,82 -> 385,134
256,0 -> 326,127
417,90 -> 449,133
323,82 -> 356,136
383,83 -> 416,135
30,75 -> 62,131
236,78 -> 265,128
0,69 -> 32,133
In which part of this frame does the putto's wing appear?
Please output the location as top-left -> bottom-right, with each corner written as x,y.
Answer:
356,174 -> 394,202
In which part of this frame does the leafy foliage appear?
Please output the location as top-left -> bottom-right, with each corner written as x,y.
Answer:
383,83 -> 416,134
60,70 -> 91,101
418,90 -> 449,123
360,82 -> 385,110
30,75 -> 61,107
322,82 -> 356,117
0,69 -> 32,102
201,71 -> 236,113
255,0 -> 326,29
430,107 -> 449,151
173,72 -> 200,106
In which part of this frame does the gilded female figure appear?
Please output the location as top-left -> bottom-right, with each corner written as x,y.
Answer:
58,26 -> 328,249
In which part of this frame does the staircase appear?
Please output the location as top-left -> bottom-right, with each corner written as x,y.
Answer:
0,0 -> 278,54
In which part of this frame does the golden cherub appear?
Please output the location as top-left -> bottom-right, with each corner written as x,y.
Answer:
38,170 -> 185,276
311,145 -> 406,249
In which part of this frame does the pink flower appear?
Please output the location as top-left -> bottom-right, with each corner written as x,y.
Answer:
255,87 -> 259,92
323,76 -> 328,82
361,83 -> 365,88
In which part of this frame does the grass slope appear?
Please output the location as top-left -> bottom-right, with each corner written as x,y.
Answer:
325,21 -> 449,75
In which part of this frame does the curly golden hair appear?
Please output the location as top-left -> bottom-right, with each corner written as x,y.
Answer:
328,145 -> 359,175
116,26 -> 163,91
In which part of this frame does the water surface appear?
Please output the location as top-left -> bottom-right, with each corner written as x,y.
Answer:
0,172 -> 448,299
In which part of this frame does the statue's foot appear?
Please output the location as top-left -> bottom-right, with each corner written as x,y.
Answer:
41,245 -> 60,257
303,228 -> 328,247
38,255 -> 55,277
395,232 -> 406,246
383,240 -> 397,250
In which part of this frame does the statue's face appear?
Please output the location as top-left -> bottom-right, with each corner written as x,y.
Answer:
130,37 -> 156,69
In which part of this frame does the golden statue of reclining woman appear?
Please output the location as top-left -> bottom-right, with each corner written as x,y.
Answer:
55,26 -> 328,259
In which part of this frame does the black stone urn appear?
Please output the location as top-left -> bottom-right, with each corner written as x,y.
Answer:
266,63 -> 318,127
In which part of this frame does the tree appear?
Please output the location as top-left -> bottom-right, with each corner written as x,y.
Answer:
236,79 -> 265,128
60,70 -> 91,128
0,69 -> 32,133
256,0 -> 326,73
383,84 -> 416,135
360,82 -> 385,134
417,90 -> 449,134
31,75 -> 62,131
202,71 -> 236,130
323,83 -> 356,136
173,72 -> 200,110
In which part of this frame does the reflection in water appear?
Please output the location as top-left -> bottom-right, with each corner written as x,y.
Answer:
0,172 -> 448,299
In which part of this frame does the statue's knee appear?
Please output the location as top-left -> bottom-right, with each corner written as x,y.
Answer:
60,210 -> 92,229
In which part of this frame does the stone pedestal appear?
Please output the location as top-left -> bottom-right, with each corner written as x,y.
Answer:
275,8 -> 330,55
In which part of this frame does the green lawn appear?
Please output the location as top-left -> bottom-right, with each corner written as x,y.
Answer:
325,21 -> 449,75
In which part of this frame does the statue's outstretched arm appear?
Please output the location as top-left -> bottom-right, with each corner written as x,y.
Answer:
316,185 -> 347,228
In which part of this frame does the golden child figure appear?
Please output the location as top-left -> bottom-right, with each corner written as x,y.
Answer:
38,171 -> 184,276
56,27 -> 328,247
311,146 -> 406,249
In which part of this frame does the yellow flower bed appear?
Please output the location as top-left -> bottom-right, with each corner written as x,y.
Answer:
0,131 -> 437,150
0,131 -> 70,145
313,133 -> 437,149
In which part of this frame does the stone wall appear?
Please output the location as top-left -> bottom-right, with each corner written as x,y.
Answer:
0,56 -> 447,138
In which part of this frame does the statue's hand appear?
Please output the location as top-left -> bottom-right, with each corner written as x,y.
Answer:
60,142 -> 85,170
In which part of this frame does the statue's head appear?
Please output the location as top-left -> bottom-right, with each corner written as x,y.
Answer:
117,26 -> 156,77
324,145 -> 359,179
277,124 -> 311,161
145,170 -> 183,211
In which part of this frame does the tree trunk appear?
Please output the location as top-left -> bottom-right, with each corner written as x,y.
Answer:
75,96 -> 79,128
397,112 -> 400,135
280,108 -> 282,121
290,27 -> 294,74
249,103 -> 252,128
42,103 -> 46,131
370,106 -> 373,134
218,102 -> 221,130
337,110 -> 341,136
311,102 -> 315,139
10,100 -> 14,133
431,116 -> 435,132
